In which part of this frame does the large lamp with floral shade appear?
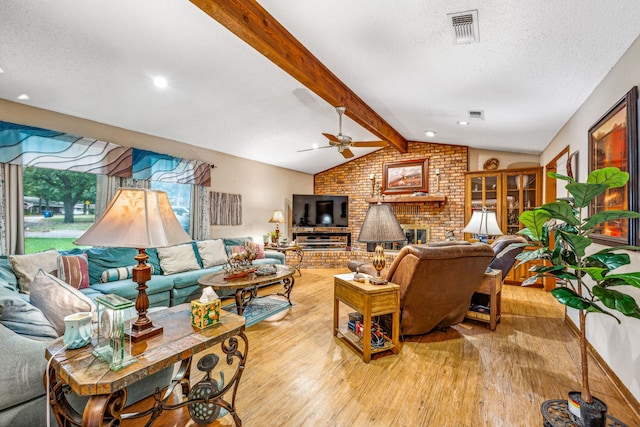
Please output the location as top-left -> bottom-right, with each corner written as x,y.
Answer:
74,188 -> 192,342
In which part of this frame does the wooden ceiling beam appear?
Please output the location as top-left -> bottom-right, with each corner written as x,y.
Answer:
189,0 -> 408,153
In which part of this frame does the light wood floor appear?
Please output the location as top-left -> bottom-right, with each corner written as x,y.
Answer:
128,268 -> 640,427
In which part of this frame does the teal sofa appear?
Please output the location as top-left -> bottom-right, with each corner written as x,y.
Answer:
0,237 -> 284,427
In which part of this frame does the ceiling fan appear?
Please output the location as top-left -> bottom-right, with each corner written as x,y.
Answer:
298,106 -> 386,159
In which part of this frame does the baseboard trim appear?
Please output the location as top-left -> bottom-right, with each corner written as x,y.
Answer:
564,313 -> 640,421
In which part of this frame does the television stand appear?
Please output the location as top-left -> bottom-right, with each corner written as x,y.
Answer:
293,230 -> 351,251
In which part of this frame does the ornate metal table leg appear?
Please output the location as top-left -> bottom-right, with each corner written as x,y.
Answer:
46,364 -> 84,426
294,247 -> 303,276
234,287 -> 257,315
277,276 -> 295,305
83,391 -> 127,426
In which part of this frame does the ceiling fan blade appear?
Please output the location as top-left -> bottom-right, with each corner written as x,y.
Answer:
341,148 -> 354,159
297,145 -> 332,153
322,132 -> 340,143
351,141 -> 387,148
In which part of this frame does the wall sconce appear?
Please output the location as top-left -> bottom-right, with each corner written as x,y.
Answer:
370,173 -> 376,198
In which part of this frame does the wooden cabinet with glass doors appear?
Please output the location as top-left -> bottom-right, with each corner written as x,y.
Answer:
465,167 -> 543,285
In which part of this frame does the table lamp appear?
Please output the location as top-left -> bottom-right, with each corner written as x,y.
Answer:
462,206 -> 503,243
75,188 -> 192,342
357,201 -> 406,284
268,209 -> 285,244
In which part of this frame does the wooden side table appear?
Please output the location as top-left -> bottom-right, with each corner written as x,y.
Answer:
266,244 -> 304,276
333,274 -> 400,363
46,305 -> 248,427
466,268 -> 502,330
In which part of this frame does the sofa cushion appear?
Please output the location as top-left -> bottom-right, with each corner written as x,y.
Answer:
0,256 -> 19,291
171,265 -> 224,289
157,244 -> 200,275
91,274 -> 175,300
30,270 -> 96,336
0,323 -> 54,411
79,247 -> 139,284
0,286 -> 58,340
223,237 -> 253,253
58,254 -> 90,290
196,239 -> 228,268
9,249 -> 59,293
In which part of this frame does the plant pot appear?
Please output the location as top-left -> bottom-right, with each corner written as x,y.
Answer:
567,391 -> 608,427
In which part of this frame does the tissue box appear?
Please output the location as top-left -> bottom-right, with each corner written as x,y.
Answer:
191,298 -> 221,330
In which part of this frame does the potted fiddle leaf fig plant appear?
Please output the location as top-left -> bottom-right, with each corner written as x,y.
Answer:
514,167 -> 640,427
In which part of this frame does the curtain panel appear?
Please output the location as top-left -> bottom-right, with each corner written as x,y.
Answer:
210,192 -> 242,226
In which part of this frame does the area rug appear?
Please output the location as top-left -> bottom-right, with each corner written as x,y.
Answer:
222,297 -> 291,327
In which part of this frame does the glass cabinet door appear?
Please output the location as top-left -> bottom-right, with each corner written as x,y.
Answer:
467,172 -> 501,237
470,174 -> 499,211
504,171 -> 539,235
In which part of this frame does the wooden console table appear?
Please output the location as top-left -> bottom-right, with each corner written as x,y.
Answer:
45,305 -> 248,427
465,268 -> 502,330
333,274 -> 400,363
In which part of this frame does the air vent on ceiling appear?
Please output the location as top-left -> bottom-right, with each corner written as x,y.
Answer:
447,10 -> 479,45
469,110 -> 484,121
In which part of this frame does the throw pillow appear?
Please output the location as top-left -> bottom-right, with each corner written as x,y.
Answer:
157,244 -> 200,275
99,265 -> 155,283
0,287 -> 58,340
228,245 -> 246,256
58,254 -> 90,290
29,269 -> 96,336
244,241 -> 265,259
9,249 -> 59,293
196,239 -> 228,268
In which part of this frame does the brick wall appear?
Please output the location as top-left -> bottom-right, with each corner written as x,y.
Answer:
301,142 -> 468,267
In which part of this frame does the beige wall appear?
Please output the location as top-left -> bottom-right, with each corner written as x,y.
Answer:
468,148 -> 539,172
0,99 -> 314,243
541,36 -> 640,401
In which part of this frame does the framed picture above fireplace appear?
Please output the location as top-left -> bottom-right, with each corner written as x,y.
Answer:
382,158 -> 428,195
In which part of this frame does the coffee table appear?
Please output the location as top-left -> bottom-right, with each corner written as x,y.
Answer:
198,264 -> 295,315
45,304 -> 248,427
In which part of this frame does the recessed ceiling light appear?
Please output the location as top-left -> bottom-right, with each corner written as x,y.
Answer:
0,67 -> 5,73
312,143 -> 319,149
457,121 -> 469,126
424,130 -> 437,137
17,94 -> 30,100
153,76 -> 168,89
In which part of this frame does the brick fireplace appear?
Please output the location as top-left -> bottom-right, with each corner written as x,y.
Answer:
297,142 -> 468,269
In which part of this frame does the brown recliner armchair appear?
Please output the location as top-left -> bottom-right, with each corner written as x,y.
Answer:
350,241 -> 494,336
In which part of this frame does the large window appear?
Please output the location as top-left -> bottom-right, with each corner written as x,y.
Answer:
151,181 -> 192,233
23,167 -> 97,253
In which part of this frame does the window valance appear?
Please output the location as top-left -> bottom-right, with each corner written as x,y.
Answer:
0,121 -> 210,186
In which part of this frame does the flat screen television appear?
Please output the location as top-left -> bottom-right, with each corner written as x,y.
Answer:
292,194 -> 348,228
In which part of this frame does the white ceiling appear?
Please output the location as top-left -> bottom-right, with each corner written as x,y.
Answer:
1,1 -> 640,174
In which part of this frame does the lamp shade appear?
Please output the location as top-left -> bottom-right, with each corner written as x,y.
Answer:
462,208 -> 503,236
74,188 -> 192,249
358,203 -> 406,243
268,210 -> 285,224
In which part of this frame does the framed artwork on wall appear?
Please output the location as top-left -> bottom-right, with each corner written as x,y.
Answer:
382,158 -> 429,195
588,86 -> 638,246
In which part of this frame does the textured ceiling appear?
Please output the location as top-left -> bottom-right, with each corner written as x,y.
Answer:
1,1 -> 640,174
